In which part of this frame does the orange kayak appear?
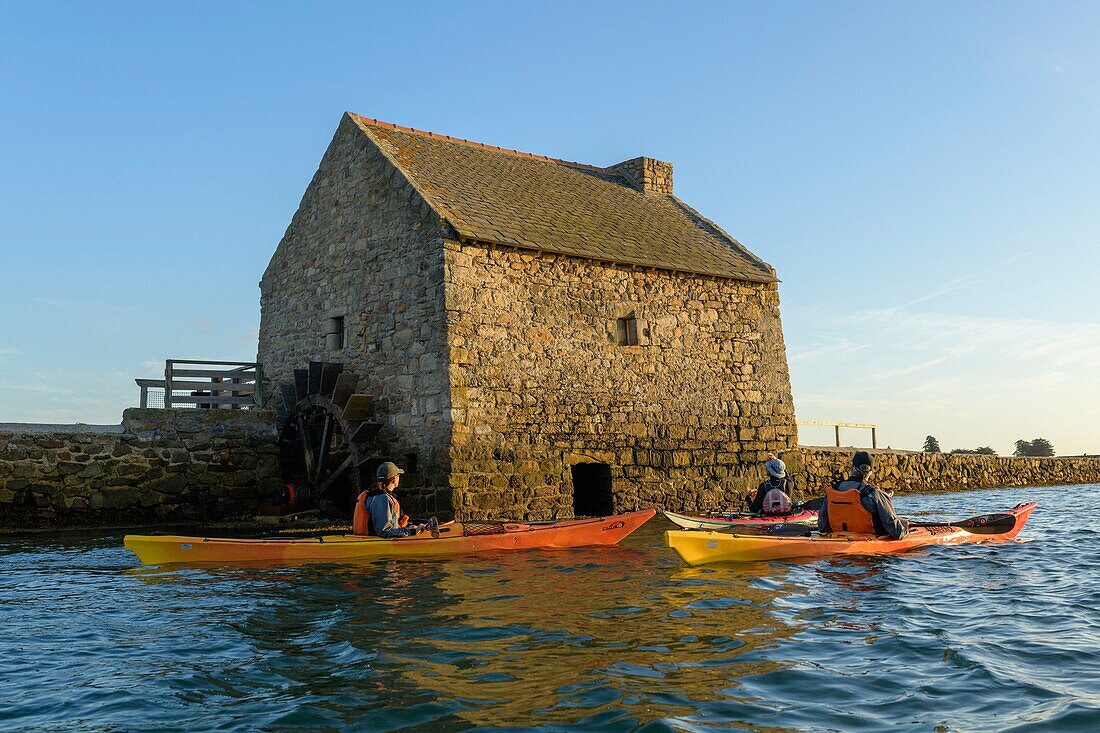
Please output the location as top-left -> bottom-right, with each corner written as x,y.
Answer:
124,509 -> 655,565
666,502 -> 1036,565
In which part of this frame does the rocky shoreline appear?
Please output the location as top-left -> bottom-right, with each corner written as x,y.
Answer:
797,446 -> 1100,494
3,410 -> 1098,531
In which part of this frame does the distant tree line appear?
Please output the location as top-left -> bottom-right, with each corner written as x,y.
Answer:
1013,438 -> 1055,457
921,436 -> 1056,457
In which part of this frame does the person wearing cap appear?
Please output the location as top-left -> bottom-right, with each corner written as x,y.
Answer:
745,456 -> 799,515
818,451 -> 908,539
352,461 -> 422,537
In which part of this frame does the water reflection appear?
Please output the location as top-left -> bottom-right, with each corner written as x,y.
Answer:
3,486 -> 1099,731
374,550 -> 801,728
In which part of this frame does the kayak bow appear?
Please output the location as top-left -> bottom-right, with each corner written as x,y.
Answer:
124,509 -> 656,565
666,502 -> 1037,565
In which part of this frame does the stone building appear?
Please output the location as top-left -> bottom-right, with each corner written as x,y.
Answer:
258,113 -> 797,520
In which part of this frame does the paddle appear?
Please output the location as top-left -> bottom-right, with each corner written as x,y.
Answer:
795,496 -> 825,512
732,497 -> 819,515
906,511 -> 1019,534
717,496 -> 824,521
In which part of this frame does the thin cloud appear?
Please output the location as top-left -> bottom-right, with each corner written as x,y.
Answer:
21,406 -> 114,423
789,338 -> 869,363
891,275 -> 982,311
4,383 -> 76,395
1042,53 -> 1070,73
865,357 -> 948,381
796,392 -> 954,413
884,253 -> 1034,313
194,318 -> 218,334
857,310 -> 1100,368
1001,251 -> 1035,266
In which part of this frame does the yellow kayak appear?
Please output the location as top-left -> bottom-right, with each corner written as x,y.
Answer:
124,509 -> 655,565
666,502 -> 1036,565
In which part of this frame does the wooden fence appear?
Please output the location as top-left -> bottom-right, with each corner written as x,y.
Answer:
135,360 -> 263,410
797,420 -> 878,448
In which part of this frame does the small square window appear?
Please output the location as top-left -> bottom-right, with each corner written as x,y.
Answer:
615,314 -> 639,346
325,316 -> 345,350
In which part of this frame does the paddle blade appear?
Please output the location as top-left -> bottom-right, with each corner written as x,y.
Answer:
798,496 -> 825,512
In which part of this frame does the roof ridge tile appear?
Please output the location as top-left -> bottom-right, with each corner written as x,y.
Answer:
348,112 -> 605,172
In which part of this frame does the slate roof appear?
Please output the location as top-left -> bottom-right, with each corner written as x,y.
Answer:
349,113 -> 776,282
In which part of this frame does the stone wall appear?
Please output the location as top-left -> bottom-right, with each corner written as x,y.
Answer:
443,241 -> 798,520
9,407 -> 1092,530
799,446 -> 1100,495
258,113 -> 454,500
0,409 -> 279,529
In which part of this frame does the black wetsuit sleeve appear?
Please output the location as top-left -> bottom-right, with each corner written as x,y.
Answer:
864,489 -> 908,539
817,500 -> 830,533
747,483 -> 766,514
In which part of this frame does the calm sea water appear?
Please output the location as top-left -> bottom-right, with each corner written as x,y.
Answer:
2,484 -> 1098,732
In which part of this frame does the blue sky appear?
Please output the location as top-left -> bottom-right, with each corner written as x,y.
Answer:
1,1 -> 1097,455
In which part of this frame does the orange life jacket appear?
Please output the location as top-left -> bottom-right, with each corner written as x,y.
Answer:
824,483 -> 877,534
352,490 -> 408,536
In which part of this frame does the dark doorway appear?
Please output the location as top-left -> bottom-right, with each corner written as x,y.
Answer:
571,463 -> 614,517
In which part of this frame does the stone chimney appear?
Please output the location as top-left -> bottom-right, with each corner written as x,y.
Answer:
607,156 -> 673,195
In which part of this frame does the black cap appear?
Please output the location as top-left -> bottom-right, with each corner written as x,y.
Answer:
852,451 -> 873,469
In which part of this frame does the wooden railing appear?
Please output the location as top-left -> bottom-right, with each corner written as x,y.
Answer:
135,379 -> 165,408
136,360 -> 264,410
797,420 -> 878,448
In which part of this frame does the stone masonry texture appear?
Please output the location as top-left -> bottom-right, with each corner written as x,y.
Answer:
444,242 -> 797,519
258,114 -> 454,510
3,414 -> 1098,530
257,114 -> 798,520
606,157 -> 674,195
0,409 -> 279,529
798,446 -> 1100,494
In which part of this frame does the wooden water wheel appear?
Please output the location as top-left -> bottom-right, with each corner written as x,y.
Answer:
276,361 -> 383,517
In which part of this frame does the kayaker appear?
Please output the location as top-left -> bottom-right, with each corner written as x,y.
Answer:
353,461 -> 423,537
818,451 -> 908,538
745,457 -> 798,515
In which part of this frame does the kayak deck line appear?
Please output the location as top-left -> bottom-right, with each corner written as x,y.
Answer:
123,509 -> 656,566
665,502 -> 1037,565
662,509 -> 818,530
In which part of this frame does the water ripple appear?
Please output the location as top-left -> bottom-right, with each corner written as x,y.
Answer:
1,485 -> 1099,731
